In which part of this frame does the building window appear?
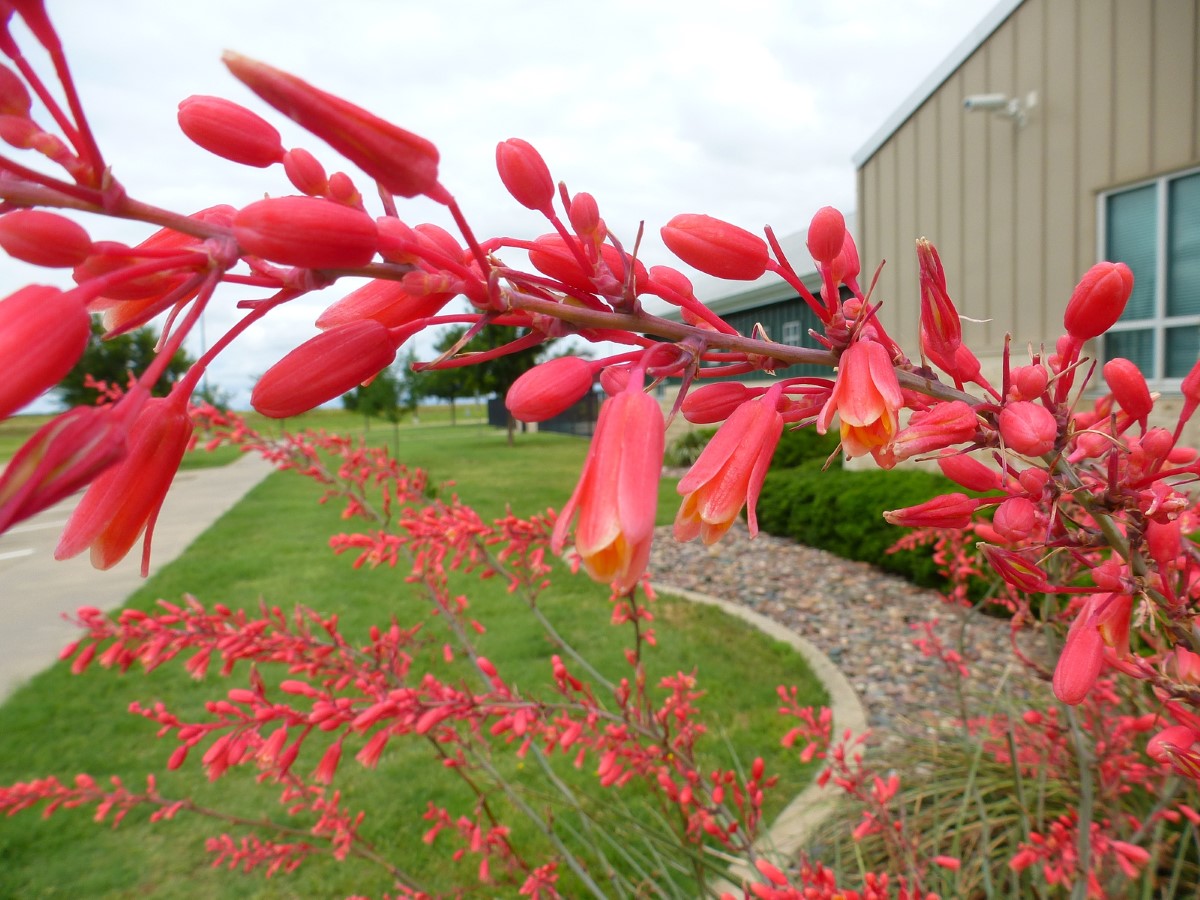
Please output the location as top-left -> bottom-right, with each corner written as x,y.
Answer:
1102,167 -> 1200,385
781,320 -> 802,345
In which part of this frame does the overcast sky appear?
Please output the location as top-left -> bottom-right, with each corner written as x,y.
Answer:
7,0 -> 1002,411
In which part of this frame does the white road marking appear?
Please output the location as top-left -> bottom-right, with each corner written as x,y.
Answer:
4,519 -> 69,536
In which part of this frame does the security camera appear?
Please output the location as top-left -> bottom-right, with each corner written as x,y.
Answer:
963,93 -> 1011,111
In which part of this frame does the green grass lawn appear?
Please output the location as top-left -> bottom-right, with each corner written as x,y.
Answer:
0,417 -> 827,898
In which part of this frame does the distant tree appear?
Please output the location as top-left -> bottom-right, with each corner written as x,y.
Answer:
467,324 -> 551,446
419,327 -> 477,427
343,350 -> 426,452
57,317 -> 194,407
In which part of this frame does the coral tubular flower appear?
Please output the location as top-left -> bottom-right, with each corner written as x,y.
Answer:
233,196 -> 378,269
0,209 -> 92,267
251,320 -> 399,418
998,400 -> 1058,457
551,384 -> 664,594
916,238 -> 962,365
177,95 -> 285,168
886,400 -> 978,465
816,339 -> 903,466
505,356 -> 595,423
1063,261 -> 1134,342
495,138 -> 555,216
883,492 -> 980,529
222,52 -> 448,203
660,213 -> 769,281
806,206 -> 845,265
315,278 -> 453,331
1103,357 -> 1152,429
680,382 -> 761,424
937,451 -> 1003,492
0,401 -> 132,533
55,395 -> 193,575
675,392 -> 783,545
0,284 -> 91,419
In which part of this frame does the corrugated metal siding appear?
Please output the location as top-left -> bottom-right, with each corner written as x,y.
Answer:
857,0 -> 1200,358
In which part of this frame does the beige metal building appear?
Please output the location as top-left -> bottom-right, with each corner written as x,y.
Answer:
855,0 -> 1200,395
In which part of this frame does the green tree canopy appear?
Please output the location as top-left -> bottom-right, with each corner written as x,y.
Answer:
57,317 -> 195,408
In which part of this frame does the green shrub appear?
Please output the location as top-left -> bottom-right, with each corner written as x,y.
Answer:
757,461 -> 958,588
771,425 -> 842,470
664,427 -> 716,467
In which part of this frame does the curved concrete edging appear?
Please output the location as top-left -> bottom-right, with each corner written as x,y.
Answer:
652,582 -> 868,891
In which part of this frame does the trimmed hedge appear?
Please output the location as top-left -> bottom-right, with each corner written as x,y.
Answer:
756,460 -> 960,588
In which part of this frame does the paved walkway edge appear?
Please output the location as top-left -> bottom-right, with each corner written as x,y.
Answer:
653,583 -> 868,894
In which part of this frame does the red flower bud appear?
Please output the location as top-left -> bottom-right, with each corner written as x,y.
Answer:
233,196 -> 378,269
1011,364 -> 1048,400
1063,261 -> 1133,341
568,192 -> 602,239
528,234 -> 647,294
496,138 -> 555,216
806,206 -> 845,264
998,401 -> 1058,456
251,320 -> 398,418
993,497 -> 1039,543
660,213 -> 769,281
315,278 -> 452,330
936,452 -> 1002,492
282,147 -> 329,195
883,492 -> 980,529
0,285 -> 91,419
223,52 -> 447,202
0,62 -> 31,116
177,95 -> 285,168
506,356 -> 594,422
0,209 -> 92,267
681,382 -> 760,424
1103,357 -> 1152,427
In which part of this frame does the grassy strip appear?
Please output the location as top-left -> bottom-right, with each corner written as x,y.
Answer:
0,422 -> 827,897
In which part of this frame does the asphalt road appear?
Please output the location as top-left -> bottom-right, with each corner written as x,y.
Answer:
0,453 -> 274,700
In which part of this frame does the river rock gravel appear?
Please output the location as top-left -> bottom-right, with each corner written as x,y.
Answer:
649,519 -> 1057,743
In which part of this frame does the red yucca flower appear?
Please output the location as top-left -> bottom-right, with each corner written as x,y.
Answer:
552,384 -> 664,594
660,213 -> 769,281
315,278 -> 453,331
495,138 -> 555,217
0,400 -> 133,533
1103,357 -> 1152,429
505,356 -> 595,423
675,391 -> 783,545
55,394 -> 193,575
883,492 -> 980,529
233,196 -> 378,269
1063,261 -> 1134,342
0,284 -> 91,419
222,52 -> 448,203
251,320 -> 399,418
998,400 -> 1058,457
806,206 -> 845,265
527,234 -> 648,295
816,338 -> 904,467
0,209 -> 92,267
177,95 -> 285,168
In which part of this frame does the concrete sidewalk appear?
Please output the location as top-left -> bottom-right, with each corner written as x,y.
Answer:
0,452 -> 275,700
